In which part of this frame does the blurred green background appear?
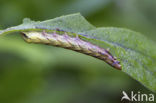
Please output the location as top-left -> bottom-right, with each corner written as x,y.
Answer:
0,0 -> 156,103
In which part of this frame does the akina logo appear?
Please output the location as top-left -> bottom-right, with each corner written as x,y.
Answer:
121,91 -> 154,102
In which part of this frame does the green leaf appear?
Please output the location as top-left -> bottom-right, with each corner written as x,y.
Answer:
0,13 -> 156,92
81,28 -> 156,92
0,13 -> 95,36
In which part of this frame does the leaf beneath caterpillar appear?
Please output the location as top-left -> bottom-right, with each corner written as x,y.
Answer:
0,13 -> 156,92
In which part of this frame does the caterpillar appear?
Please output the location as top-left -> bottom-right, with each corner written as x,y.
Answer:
21,30 -> 122,70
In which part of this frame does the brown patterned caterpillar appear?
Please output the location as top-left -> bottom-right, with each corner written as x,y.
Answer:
22,31 -> 122,70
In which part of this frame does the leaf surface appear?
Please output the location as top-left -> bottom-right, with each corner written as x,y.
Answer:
0,13 -> 156,92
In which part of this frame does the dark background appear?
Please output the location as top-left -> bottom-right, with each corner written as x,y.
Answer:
0,0 -> 155,103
